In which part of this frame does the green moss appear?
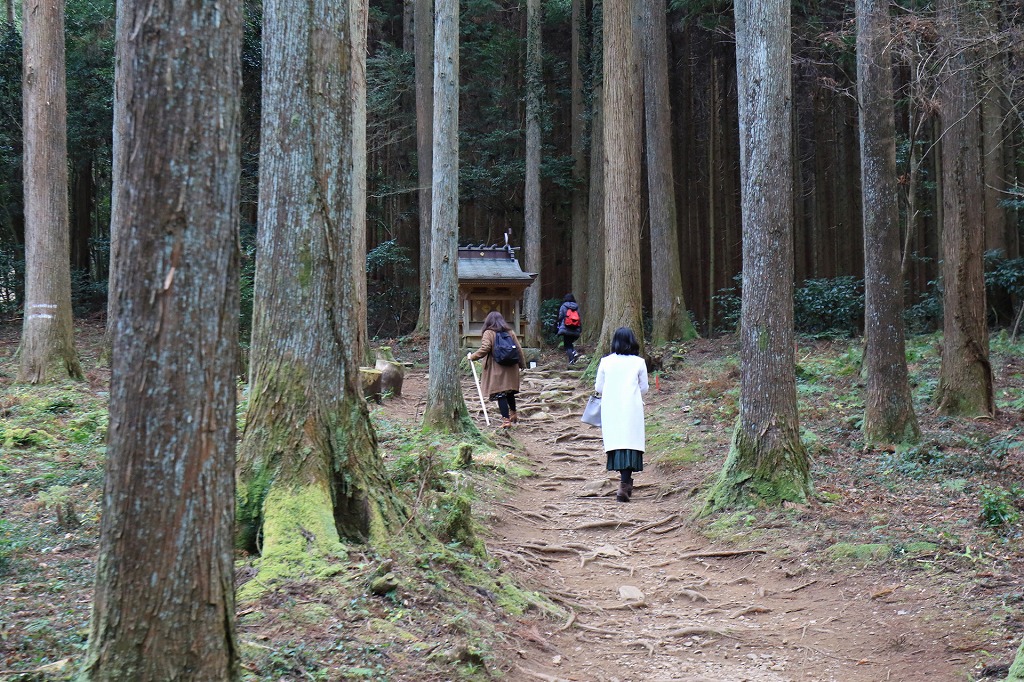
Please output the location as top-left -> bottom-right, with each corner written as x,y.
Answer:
900,542 -> 939,556
703,422 -> 812,514
3,427 -> 51,448
825,542 -> 892,562
238,481 -> 346,601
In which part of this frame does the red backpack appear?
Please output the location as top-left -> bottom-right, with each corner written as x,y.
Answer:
564,307 -> 581,330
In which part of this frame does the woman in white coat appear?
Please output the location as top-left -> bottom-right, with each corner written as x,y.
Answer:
595,327 -> 649,502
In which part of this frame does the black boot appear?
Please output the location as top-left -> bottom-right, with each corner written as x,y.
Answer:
616,481 -> 630,502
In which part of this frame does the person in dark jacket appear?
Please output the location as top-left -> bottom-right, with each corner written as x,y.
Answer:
467,310 -> 527,428
557,293 -> 582,364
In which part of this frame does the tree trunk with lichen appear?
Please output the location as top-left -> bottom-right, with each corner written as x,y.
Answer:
412,0 -> 432,336
80,0 -> 241,676
933,0 -> 994,418
705,0 -> 811,512
856,0 -> 919,445
597,0 -> 644,358
236,0 -> 402,592
423,0 -> 473,432
523,0 -> 542,348
640,0 -> 696,345
18,0 -> 82,384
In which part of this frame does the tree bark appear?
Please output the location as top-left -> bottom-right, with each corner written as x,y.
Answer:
640,0 -> 695,344
582,2 -> 604,350
598,0 -> 644,357
569,0 -> 589,309
523,0 -> 542,347
423,0 -> 472,431
706,0 -> 811,511
18,0 -> 82,383
71,156 -> 93,274
236,0 -> 399,580
80,0 -> 241,676
856,0 -> 919,444
934,0 -> 994,417
413,0 -> 433,335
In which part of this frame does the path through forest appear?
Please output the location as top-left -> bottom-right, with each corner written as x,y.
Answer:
399,359 -> 998,681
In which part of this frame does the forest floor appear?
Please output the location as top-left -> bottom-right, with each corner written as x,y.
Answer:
0,321 -> 1022,681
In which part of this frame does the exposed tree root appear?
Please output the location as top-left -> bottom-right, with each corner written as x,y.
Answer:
679,548 -> 767,560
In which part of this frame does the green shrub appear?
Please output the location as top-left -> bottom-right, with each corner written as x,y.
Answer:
540,298 -> 563,345
978,486 -> 1021,529
793,276 -> 864,338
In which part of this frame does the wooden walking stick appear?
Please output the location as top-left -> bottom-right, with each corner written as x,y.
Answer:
467,354 -> 490,426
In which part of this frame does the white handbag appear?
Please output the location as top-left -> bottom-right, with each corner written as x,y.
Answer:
581,394 -> 601,427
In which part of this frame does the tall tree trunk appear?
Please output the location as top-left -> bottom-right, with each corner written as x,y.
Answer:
934,0 -> 994,417
706,0 -> 810,511
640,0 -> 695,344
423,0 -> 471,431
980,0 -> 1005,257
583,81 -> 605,349
598,0 -> 643,357
237,0 -> 398,578
5,0 -> 13,26
569,0 -> 589,309
80,0 -> 241,676
523,0 -> 542,347
71,156 -> 93,273
18,0 -> 82,383
582,1 -> 604,350
857,0 -> 919,444
413,0 -> 433,335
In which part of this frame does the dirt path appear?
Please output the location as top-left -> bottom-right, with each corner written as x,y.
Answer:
441,362 -> 995,682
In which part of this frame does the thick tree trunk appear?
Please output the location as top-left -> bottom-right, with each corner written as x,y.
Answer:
640,0 -> 695,344
598,0 -> 644,357
569,0 -> 589,309
80,0 -> 242,677
413,0 -> 433,335
934,0 -> 994,417
706,0 -> 811,511
523,0 -> 542,347
101,8 -> 129,365
582,2 -> 604,350
423,0 -> 472,431
237,0 -> 398,582
856,0 -> 919,444
19,0 -> 82,383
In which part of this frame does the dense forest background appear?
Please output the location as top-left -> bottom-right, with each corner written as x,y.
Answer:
0,0 -> 1021,339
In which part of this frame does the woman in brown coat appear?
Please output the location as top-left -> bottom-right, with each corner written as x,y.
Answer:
467,310 -> 526,427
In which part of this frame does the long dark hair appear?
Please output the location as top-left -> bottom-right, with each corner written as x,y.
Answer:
610,327 -> 639,356
482,310 -> 511,333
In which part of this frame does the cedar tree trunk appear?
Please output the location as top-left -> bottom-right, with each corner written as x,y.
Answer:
80,0 -> 241,676
705,0 -> 811,511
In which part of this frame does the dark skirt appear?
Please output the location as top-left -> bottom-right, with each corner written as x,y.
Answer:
606,449 -> 644,472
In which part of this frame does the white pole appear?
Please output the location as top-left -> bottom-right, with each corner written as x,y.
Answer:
467,354 -> 490,426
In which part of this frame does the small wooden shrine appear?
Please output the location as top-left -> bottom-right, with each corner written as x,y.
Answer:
458,235 -> 537,346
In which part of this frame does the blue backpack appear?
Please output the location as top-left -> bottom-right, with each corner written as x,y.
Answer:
492,331 -> 520,366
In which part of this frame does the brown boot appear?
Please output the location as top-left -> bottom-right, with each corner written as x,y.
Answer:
499,417 -> 512,429
616,482 -> 630,502
509,411 -> 519,424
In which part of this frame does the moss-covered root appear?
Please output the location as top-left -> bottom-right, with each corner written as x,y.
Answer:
703,426 -> 812,514
238,481 -> 346,601
1007,638 -> 1024,680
